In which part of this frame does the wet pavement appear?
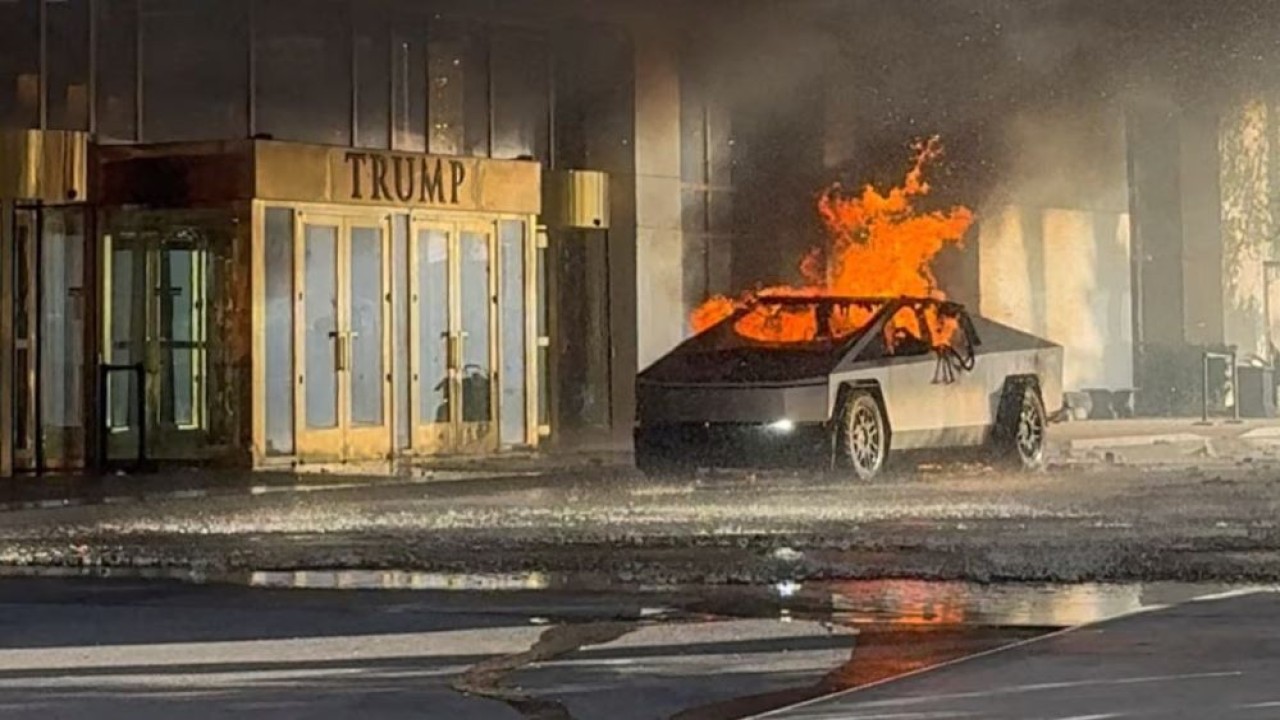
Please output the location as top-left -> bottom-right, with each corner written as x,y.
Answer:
2,428 -> 1276,717
1,573 -> 1248,719
1,456 -> 1279,586
764,588 -> 1280,719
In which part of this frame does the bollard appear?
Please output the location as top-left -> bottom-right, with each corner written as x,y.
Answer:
1201,352 -> 1210,424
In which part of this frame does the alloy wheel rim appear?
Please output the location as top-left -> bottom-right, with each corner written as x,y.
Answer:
1016,395 -> 1044,461
850,403 -> 883,473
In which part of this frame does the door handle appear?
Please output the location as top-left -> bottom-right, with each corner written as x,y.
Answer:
446,334 -> 461,378
330,331 -> 347,372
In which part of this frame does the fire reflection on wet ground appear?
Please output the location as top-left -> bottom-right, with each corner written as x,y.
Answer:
0,565 -> 1265,718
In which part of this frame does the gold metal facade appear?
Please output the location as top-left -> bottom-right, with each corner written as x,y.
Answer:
544,170 -> 611,230
97,140 -> 542,468
0,131 -> 91,477
253,142 -> 542,215
0,130 -> 89,203
3,138 -> 540,475
243,142 -> 543,465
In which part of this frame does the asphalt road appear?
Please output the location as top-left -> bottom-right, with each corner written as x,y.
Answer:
0,577 -> 870,719
764,589 -> 1280,720
0,577 -> 1270,719
1,458 -> 1279,585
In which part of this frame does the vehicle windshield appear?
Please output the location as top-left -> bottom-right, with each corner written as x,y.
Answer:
722,297 -> 886,348
639,298 -> 887,384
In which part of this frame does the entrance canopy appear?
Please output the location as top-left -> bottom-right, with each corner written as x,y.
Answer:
95,139 -> 541,216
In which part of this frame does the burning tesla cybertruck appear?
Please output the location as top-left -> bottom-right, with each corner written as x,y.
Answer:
635,295 -> 1063,480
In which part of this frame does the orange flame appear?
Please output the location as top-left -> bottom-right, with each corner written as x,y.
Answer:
690,137 -> 974,345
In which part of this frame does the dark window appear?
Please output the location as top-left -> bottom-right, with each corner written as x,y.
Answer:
491,29 -> 548,161
552,229 -> 613,435
679,66 -> 707,184
255,0 -> 351,145
96,0 -> 138,142
679,47 -> 736,311
552,27 -> 634,173
709,190 -> 734,235
0,0 -> 40,128
390,10 -> 425,151
140,0 -> 248,142
427,20 -> 488,157
681,187 -> 707,236
708,103 -> 734,186
354,9 -> 389,149
47,0 -> 91,131
681,230 -> 707,321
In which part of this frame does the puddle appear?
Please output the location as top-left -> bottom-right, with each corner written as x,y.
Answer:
2,564 -> 1264,632
0,565 -> 560,592
247,569 -> 554,592
816,579 -> 1263,628
3,565 -> 1269,718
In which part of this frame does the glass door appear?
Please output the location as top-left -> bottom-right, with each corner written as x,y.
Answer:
11,208 -> 37,469
294,213 -> 392,462
410,217 -> 498,454
456,221 -> 497,452
410,222 -> 453,453
39,208 -> 88,468
103,228 -> 213,460
8,205 -> 88,472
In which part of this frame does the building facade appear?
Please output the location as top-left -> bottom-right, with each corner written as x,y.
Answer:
0,0 -> 644,475
7,0 -> 1275,478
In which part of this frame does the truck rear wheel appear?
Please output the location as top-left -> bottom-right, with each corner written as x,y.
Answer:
993,381 -> 1046,471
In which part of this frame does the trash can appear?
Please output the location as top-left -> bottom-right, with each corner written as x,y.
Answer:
1237,365 -> 1276,418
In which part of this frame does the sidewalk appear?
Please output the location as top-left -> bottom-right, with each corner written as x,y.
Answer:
2,419 -> 1276,511
1048,417 -> 1280,464
759,588 -> 1280,719
0,450 -> 631,513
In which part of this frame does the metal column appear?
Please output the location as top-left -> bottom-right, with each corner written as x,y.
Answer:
1,199 -> 13,478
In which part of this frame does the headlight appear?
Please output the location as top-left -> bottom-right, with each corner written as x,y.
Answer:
767,418 -> 796,433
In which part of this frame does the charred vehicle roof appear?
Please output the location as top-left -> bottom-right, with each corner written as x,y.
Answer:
639,295 -> 980,385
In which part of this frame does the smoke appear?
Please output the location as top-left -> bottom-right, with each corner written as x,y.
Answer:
633,0 -> 1280,292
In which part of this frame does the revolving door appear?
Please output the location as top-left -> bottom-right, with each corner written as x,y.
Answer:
4,204 -> 91,472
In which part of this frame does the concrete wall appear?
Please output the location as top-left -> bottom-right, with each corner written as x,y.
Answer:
633,31 -> 686,370
980,206 -> 1133,391
1219,98 -> 1276,361
977,104 -> 1134,392
1182,111 -> 1228,347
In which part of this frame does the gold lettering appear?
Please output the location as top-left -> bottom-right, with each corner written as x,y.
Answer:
449,161 -> 467,204
344,152 -> 369,200
370,155 -> 391,201
420,158 -> 445,203
392,156 -> 415,202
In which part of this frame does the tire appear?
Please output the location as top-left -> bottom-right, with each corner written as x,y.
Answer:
992,381 -> 1046,471
835,389 -> 890,481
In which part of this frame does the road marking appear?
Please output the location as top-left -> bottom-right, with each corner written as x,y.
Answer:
747,589 -> 1268,719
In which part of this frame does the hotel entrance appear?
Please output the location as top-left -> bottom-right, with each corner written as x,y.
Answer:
247,141 -> 541,467
272,207 -> 533,465
410,216 -> 500,455
293,212 -> 394,462
91,140 -> 541,468
100,210 -> 237,462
